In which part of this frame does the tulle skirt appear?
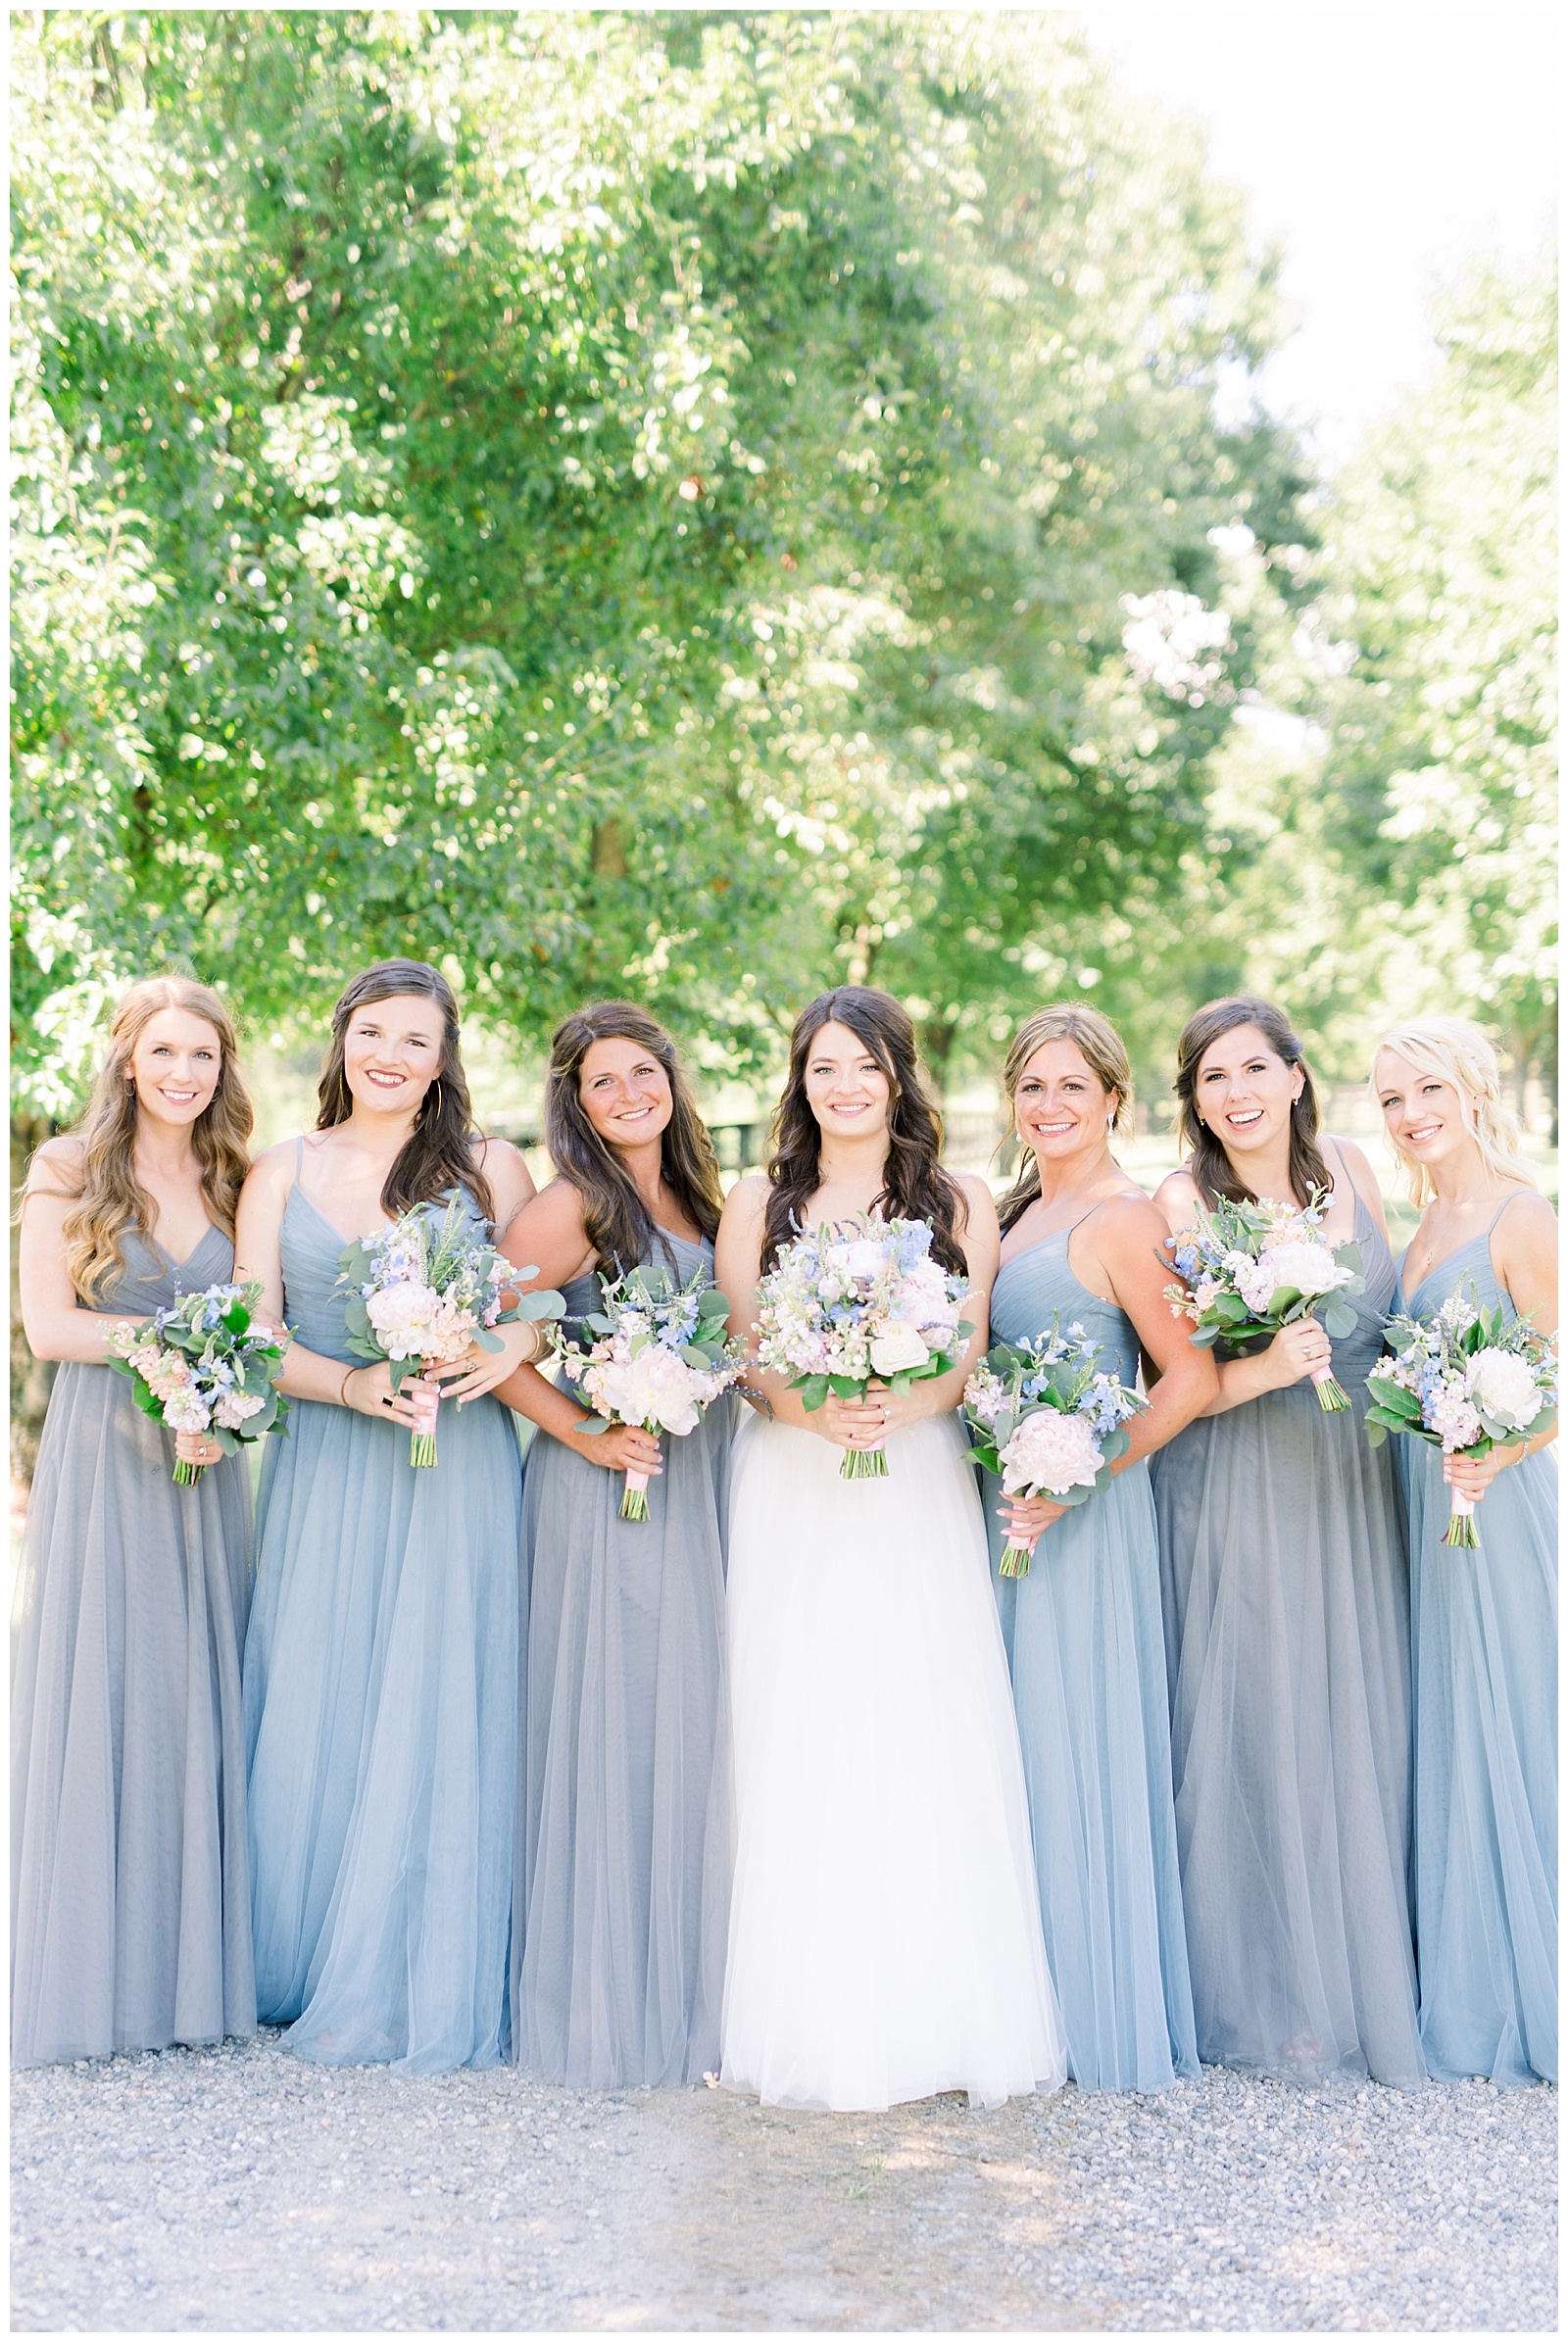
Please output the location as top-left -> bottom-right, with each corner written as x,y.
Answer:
1402,1436 -> 1557,2085
1152,1385 -> 1424,2086
244,1390 -> 523,2074
719,1410 -> 1067,2112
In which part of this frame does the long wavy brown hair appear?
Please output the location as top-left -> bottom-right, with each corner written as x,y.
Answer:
44,976 -> 254,1301
545,1001 -> 724,1273
761,987 -> 968,1274
996,1003 -> 1135,1236
317,960 -> 494,1224
1174,994 -> 1331,1207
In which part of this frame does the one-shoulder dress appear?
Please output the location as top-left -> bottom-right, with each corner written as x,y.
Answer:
1396,1205 -> 1557,2086
243,1169 -> 524,2073
984,1221 -> 1198,2092
1151,1188 -> 1424,2085
12,1227 -> 256,2066
512,1231 -> 732,2088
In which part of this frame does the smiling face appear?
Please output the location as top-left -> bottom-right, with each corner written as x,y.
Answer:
803,1019 -> 892,1143
341,993 -> 446,1118
1375,1048 -> 1476,1178
1013,1037 -> 1118,1166
578,1035 -> 673,1152
128,1008 -> 224,1130
1193,1021 -> 1303,1159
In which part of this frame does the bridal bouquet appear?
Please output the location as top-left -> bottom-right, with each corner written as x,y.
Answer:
554,1261 -> 745,1520
337,1195 -> 564,1467
963,1319 -> 1148,1576
754,1215 -> 971,1480
1162,1191 -> 1364,1411
1365,1283 -> 1557,1546
109,1279 -> 290,1485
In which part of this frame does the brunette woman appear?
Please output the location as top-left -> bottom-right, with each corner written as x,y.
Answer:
714,987 -> 1066,2111
985,1005 -> 1215,2091
1377,1018 -> 1556,2086
239,960 -> 539,2073
1152,995 -> 1423,2086
496,1003 -> 732,2088
14,977 -> 257,2065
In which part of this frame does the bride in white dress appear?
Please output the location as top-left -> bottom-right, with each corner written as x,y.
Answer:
713,987 -> 1067,2112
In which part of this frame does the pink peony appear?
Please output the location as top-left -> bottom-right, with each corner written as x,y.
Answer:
1000,1408 -> 1103,1497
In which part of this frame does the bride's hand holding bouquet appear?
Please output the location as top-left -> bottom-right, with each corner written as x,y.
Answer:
754,1215 -> 972,1480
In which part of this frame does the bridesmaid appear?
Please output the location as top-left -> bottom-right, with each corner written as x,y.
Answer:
497,1002 -> 732,2089
14,976 -> 257,2065
1375,1017 -> 1556,2086
1151,994 -> 1424,2086
239,959 -> 539,2073
985,1004 -> 1215,2091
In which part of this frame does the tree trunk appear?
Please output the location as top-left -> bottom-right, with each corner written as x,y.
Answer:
11,1113 -> 57,1493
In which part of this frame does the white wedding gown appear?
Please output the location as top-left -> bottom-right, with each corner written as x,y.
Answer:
718,1408 -> 1068,2111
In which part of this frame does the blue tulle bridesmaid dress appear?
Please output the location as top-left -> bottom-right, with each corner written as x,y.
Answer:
1151,1187 -> 1424,2086
984,1220 -> 1199,2092
243,1157 -> 524,2073
12,1228 -> 255,2066
1396,1203 -> 1557,2086
512,1232 -> 732,2088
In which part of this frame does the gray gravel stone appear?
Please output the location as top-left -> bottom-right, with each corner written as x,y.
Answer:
9,2033 -> 1556,2330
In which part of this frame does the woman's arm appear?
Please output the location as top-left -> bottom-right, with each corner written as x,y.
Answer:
998,1192 -> 1219,1544
1331,1135 -> 1391,1244
233,1143 -> 425,1426
491,1176 -> 662,1477
17,1141 -> 143,1362
1446,1189 -> 1560,1493
1152,1168 -> 1333,1416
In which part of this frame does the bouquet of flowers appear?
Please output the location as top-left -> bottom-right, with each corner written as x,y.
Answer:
1365,1282 -> 1557,1546
554,1261 -> 745,1520
109,1280 -> 290,1485
1162,1191 -> 1364,1411
753,1215 -> 971,1480
963,1318 -> 1149,1576
337,1195 -> 564,1466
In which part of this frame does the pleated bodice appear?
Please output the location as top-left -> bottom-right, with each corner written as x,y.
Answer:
991,1222 -> 1140,1385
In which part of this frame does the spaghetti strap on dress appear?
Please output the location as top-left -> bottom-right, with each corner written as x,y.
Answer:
1396,1206 -> 1556,2085
12,1227 -> 255,2066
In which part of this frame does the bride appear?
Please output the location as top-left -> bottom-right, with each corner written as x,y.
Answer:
713,986 -> 1067,2112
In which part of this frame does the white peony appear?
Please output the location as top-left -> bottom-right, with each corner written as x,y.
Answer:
1259,1239 -> 1348,1299
869,1321 -> 931,1376
1467,1346 -> 1543,1432
828,1236 -> 890,1281
1000,1408 -> 1103,1497
594,1342 -> 703,1436
366,1280 -> 440,1358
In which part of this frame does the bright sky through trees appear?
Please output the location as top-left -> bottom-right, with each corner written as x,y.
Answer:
1082,2 -> 1559,463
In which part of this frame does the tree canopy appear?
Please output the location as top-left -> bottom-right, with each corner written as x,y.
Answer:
10,12 -> 1554,1118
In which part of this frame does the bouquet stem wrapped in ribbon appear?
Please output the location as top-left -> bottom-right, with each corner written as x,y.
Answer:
337,1196 -> 564,1467
963,1319 -> 1148,1575
754,1216 -> 971,1481
1162,1190 -> 1364,1412
1365,1281 -> 1557,1546
553,1261 -> 744,1520
109,1280 -> 290,1484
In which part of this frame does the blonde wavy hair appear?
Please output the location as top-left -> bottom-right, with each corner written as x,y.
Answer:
996,1002 -> 1134,1236
39,977 -> 254,1301
1374,1017 -> 1538,1206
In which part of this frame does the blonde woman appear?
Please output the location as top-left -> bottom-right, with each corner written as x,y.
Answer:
13,977 -> 257,2066
1375,1018 -> 1557,2086
986,1005 -> 1215,2092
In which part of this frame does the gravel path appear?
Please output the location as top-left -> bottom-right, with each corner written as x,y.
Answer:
10,2034 -> 1556,2332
